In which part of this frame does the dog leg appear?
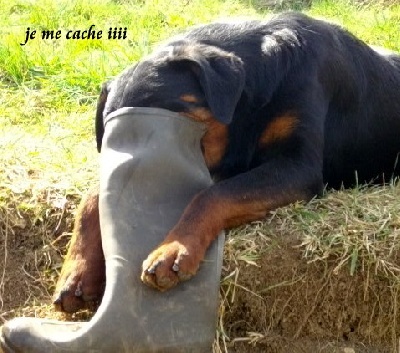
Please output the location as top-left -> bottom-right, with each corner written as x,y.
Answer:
53,188 -> 105,313
142,154 -> 323,291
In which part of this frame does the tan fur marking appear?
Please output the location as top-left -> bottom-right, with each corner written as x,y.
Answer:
180,94 -> 199,103
180,108 -> 229,169
258,114 -> 298,147
201,119 -> 229,169
180,107 -> 213,122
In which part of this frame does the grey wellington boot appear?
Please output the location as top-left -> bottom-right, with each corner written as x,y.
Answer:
0,107 -> 224,353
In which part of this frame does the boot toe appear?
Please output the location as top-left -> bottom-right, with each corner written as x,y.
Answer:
0,318 -> 84,353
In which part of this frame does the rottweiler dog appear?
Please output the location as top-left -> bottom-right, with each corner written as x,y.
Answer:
53,12 -> 400,313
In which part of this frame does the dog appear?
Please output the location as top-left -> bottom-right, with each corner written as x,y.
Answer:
53,12 -> 400,313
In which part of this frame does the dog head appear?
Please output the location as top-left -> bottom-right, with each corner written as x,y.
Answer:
95,41 -> 245,153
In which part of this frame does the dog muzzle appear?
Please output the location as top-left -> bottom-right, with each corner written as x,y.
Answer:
0,107 -> 225,353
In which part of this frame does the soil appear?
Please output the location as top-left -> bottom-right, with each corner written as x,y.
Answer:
220,236 -> 397,353
0,204 -> 398,353
0,196 -> 73,320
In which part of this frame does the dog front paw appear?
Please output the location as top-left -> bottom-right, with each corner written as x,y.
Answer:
141,238 -> 204,291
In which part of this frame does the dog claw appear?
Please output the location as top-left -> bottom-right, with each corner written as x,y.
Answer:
172,262 -> 180,272
75,282 -> 83,297
146,261 -> 160,274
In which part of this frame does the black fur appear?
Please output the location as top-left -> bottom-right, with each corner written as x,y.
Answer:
96,12 -> 400,194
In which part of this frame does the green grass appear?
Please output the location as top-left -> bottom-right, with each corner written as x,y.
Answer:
1,0 -> 399,196
0,0 -> 262,193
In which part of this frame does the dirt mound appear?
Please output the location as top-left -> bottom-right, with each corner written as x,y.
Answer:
218,186 -> 400,352
1,185 -> 400,353
220,233 -> 398,352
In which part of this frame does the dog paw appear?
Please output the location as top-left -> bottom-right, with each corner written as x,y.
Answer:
141,239 -> 204,291
53,258 -> 105,313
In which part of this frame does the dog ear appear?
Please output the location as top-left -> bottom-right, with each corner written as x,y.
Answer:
95,82 -> 109,152
166,43 -> 245,124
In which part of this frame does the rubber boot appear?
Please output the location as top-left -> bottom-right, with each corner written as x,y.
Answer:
0,107 -> 224,353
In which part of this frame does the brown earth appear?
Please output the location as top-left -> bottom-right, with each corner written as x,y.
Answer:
220,233 -> 398,352
1,188 -> 400,353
